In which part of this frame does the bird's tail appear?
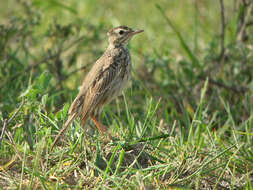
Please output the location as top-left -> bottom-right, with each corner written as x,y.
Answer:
51,113 -> 77,151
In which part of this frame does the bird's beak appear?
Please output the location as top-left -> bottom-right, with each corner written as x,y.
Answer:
130,29 -> 144,36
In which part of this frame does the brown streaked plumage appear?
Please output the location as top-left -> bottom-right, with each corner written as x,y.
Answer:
51,26 -> 144,150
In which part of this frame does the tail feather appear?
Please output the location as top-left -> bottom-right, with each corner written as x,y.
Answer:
51,113 -> 77,151
81,113 -> 89,126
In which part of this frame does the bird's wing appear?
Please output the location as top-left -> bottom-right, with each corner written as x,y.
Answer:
68,52 -> 116,116
80,52 -> 125,123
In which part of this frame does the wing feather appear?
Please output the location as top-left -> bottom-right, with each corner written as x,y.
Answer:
80,55 -> 122,123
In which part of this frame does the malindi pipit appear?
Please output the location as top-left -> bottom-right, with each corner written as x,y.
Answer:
51,26 -> 144,150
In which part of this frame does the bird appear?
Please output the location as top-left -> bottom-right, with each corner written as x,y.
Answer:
51,26 -> 144,150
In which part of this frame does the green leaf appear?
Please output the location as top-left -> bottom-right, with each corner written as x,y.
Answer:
41,94 -> 48,107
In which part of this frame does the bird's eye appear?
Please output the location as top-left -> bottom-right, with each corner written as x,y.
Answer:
119,30 -> 124,35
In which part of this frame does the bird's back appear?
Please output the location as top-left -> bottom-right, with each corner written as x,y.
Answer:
68,46 -> 131,121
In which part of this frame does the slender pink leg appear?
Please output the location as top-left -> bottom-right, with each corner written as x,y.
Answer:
91,115 -> 108,134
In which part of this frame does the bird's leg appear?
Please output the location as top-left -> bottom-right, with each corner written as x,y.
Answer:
91,115 -> 108,134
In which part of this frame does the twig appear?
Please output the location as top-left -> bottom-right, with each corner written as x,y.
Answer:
198,76 -> 248,94
0,119 -> 8,147
0,99 -> 25,147
219,0 -> 225,61
64,65 -> 89,80
7,99 -> 25,123
237,2 -> 253,41
54,65 -> 89,92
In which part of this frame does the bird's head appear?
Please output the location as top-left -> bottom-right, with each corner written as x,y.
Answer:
107,26 -> 144,47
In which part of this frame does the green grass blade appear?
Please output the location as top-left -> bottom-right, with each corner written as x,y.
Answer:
156,4 -> 200,68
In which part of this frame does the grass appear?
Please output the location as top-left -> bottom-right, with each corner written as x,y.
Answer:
0,0 -> 253,189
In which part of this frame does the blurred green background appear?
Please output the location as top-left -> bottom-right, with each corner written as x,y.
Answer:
1,0 -> 229,55
0,0 -> 252,189
1,0 -> 252,147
